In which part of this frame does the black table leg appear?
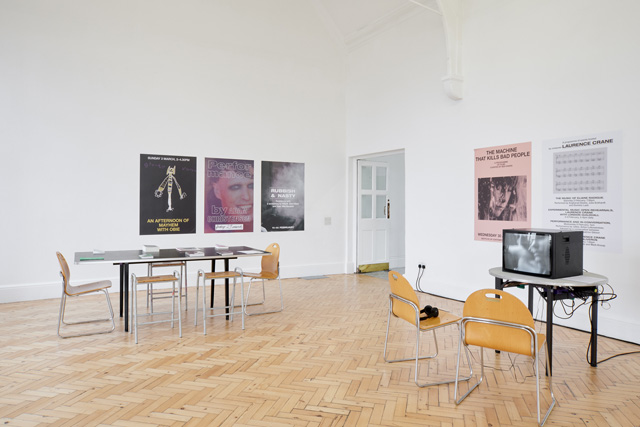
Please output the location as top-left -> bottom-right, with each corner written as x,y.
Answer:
546,286 -> 554,376
124,263 -> 130,332
119,263 -> 124,317
528,285 -> 534,313
591,292 -> 598,367
225,259 -> 230,320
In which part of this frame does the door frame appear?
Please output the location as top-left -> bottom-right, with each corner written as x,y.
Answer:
348,149 -> 405,274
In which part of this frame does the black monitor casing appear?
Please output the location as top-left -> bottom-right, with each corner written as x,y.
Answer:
502,228 -> 583,279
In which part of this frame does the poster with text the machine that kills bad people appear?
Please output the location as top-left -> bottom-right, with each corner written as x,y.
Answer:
542,131 -> 622,252
140,154 -> 196,235
474,142 -> 531,242
261,161 -> 304,232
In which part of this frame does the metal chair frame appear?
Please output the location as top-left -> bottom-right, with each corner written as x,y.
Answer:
243,243 -> 283,316
454,290 -> 556,426
195,267 -> 245,335
384,293 -> 473,387
147,261 -> 188,312
56,252 -> 115,339
131,271 -> 182,344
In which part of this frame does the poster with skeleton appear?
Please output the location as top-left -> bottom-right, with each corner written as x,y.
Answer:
140,154 -> 197,235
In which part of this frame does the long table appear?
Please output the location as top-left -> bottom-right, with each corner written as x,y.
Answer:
489,267 -> 607,376
75,246 -> 269,332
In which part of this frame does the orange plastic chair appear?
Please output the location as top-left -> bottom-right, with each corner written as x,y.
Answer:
454,289 -> 556,426
384,271 -> 472,387
56,252 -> 115,338
243,243 -> 283,316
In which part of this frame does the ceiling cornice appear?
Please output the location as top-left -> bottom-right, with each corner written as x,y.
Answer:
344,3 -> 423,52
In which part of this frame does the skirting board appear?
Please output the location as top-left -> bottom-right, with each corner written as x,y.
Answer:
0,262 -> 348,304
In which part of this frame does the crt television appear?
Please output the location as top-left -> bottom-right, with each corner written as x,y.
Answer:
502,228 -> 583,279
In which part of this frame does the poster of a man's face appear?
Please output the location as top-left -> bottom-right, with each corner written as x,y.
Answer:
205,158 -> 254,233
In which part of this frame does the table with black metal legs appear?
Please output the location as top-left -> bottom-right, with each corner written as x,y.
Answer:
75,246 -> 269,332
489,267 -> 607,376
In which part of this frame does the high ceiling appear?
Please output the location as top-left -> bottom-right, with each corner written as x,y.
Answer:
314,0 -> 441,50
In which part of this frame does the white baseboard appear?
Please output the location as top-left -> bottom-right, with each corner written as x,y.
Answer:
0,262 -> 349,303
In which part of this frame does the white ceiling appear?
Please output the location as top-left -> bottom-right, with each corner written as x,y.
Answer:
314,0 -> 441,50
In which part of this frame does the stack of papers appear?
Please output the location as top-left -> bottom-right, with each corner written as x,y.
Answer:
142,245 -> 160,254
185,250 -> 205,257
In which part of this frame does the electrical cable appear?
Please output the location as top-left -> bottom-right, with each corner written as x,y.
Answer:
415,264 -> 426,293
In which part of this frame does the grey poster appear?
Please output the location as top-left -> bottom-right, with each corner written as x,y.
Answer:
261,161 -> 304,232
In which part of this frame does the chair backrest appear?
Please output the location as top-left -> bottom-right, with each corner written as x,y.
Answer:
462,289 -> 537,356
56,252 -> 71,293
388,270 -> 420,324
261,243 -> 280,277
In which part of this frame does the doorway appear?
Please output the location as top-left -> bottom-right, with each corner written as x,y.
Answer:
351,150 -> 405,274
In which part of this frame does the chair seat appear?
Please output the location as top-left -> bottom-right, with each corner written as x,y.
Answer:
203,271 -> 243,280
243,271 -> 278,280
66,280 -> 112,296
135,274 -> 180,284
418,310 -> 461,330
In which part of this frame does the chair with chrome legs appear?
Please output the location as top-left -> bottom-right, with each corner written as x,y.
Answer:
384,270 -> 472,387
454,289 -> 556,426
243,243 -> 283,316
195,268 -> 245,335
131,271 -> 182,344
56,252 -> 115,338
147,261 -> 188,312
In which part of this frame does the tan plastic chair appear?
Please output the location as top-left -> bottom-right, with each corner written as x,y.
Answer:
56,252 -> 115,338
147,261 -> 188,312
454,289 -> 556,426
195,268 -> 245,335
384,271 -> 472,387
131,271 -> 182,344
243,243 -> 283,316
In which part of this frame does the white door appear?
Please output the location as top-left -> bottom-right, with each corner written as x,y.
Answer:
357,161 -> 390,272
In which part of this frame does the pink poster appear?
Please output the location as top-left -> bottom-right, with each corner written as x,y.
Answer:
204,158 -> 254,233
474,142 -> 531,242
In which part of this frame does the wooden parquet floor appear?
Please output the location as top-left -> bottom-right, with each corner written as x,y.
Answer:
1,274 -> 639,426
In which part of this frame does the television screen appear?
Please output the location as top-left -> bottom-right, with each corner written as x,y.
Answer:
503,231 -> 552,276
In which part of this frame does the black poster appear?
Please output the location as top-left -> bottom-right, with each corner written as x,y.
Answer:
261,161 -> 304,232
140,154 -> 197,235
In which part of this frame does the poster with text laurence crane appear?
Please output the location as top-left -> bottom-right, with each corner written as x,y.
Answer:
140,154 -> 197,235
474,142 -> 531,242
261,161 -> 305,232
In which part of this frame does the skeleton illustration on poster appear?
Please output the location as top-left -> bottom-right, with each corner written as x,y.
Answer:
474,142 -> 532,242
140,154 -> 196,235
204,158 -> 254,233
542,131 -> 622,251
261,161 -> 305,232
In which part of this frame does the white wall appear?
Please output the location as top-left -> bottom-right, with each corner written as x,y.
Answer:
0,0 -> 348,302
346,0 -> 640,343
